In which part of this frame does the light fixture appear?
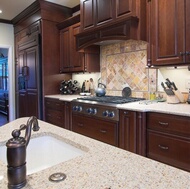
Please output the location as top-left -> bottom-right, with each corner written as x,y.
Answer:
0,10 -> 2,14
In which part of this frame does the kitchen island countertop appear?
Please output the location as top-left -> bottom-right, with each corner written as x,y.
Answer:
0,118 -> 190,189
45,94 -> 190,117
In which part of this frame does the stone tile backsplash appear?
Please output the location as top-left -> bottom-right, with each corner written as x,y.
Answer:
100,40 -> 157,99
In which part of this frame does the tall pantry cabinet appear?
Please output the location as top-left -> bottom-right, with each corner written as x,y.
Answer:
14,1 -> 73,119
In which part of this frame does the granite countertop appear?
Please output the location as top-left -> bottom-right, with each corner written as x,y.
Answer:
45,94 -> 190,117
0,118 -> 190,189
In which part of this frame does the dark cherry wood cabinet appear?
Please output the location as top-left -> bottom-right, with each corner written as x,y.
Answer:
72,114 -> 119,146
77,0 -> 146,49
119,110 -> 146,156
147,112 -> 190,172
45,98 -> 71,130
59,22 -> 100,73
147,0 -> 190,66
80,0 -> 144,31
14,1 -> 73,119
60,23 -> 82,72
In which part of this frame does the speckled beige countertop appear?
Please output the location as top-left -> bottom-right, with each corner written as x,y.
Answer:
0,118 -> 190,189
45,94 -> 190,117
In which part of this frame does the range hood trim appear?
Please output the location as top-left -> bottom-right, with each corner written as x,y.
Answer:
76,16 -> 140,50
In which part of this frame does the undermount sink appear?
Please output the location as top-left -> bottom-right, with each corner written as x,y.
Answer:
0,134 -> 86,175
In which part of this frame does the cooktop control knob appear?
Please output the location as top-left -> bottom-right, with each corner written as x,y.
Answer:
73,106 -> 82,112
102,110 -> 109,117
86,108 -> 93,114
92,108 -> 97,115
109,111 -> 115,118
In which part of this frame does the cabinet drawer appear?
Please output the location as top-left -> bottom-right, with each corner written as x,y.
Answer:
72,114 -> 118,146
147,112 -> 190,137
147,131 -> 190,171
45,98 -> 63,111
46,109 -> 64,127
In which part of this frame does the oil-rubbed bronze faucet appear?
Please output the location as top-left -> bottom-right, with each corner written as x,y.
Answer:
6,116 -> 40,189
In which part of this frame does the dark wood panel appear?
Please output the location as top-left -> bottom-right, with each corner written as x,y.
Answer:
81,0 -> 95,30
95,0 -> 114,26
72,114 -> 118,146
147,131 -> 190,172
116,0 -> 132,18
119,110 -> 137,152
147,112 -> 190,137
149,0 -> 186,66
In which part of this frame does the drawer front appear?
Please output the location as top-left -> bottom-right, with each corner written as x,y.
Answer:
72,114 -> 118,146
45,98 -> 63,111
46,109 -> 64,128
147,131 -> 190,171
147,112 -> 190,137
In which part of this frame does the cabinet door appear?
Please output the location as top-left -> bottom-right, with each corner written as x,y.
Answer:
95,0 -> 114,26
18,91 -> 27,117
80,0 -> 95,31
150,0 -> 185,66
116,0 -> 133,18
119,110 -> 137,152
60,28 -> 70,72
70,23 -> 84,72
25,46 -> 38,90
185,0 -> 190,63
27,91 -> 38,117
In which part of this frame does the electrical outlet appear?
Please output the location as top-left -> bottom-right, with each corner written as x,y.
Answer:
185,79 -> 190,89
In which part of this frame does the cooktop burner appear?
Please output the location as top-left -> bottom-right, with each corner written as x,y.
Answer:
77,96 -> 145,104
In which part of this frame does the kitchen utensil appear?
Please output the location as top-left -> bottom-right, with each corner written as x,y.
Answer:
122,87 -> 132,97
161,82 -> 175,96
95,83 -> 106,97
85,80 -> 90,92
171,82 -> 185,103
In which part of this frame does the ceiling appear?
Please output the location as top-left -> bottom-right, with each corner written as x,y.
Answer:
0,0 -> 80,21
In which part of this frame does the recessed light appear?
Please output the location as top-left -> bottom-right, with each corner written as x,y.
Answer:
0,10 -> 2,14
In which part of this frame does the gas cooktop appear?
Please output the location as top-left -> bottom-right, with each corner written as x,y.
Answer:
76,96 -> 145,104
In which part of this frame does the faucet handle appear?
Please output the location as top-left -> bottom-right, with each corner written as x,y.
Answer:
11,124 -> 26,138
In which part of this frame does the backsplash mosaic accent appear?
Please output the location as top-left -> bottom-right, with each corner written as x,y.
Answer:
100,40 -> 157,99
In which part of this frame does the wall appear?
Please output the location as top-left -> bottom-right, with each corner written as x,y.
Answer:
0,23 -> 15,121
74,39 -> 190,100
158,67 -> 190,93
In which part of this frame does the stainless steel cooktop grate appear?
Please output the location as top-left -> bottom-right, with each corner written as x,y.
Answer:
77,96 -> 145,104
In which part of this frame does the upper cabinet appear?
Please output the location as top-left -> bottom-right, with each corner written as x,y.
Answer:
147,0 -> 190,67
77,0 -> 147,49
80,0 -> 141,31
58,17 -> 100,73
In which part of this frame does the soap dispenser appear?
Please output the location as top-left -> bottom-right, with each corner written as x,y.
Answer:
187,89 -> 190,104
6,125 -> 27,189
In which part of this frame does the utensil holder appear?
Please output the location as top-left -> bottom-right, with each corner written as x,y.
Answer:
173,90 -> 185,103
167,95 -> 180,104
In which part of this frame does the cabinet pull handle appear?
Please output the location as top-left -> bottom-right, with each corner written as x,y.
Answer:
124,111 -> 128,114
180,52 -> 186,56
186,51 -> 190,55
158,121 -> 169,126
158,145 -> 169,150
100,129 -> 107,133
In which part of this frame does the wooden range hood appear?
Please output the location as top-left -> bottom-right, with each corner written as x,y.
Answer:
76,16 -> 143,50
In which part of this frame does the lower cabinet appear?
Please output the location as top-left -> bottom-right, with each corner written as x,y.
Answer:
147,112 -> 190,172
45,98 -> 71,129
72,114 -> 119,146
119,110 -> 146,156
